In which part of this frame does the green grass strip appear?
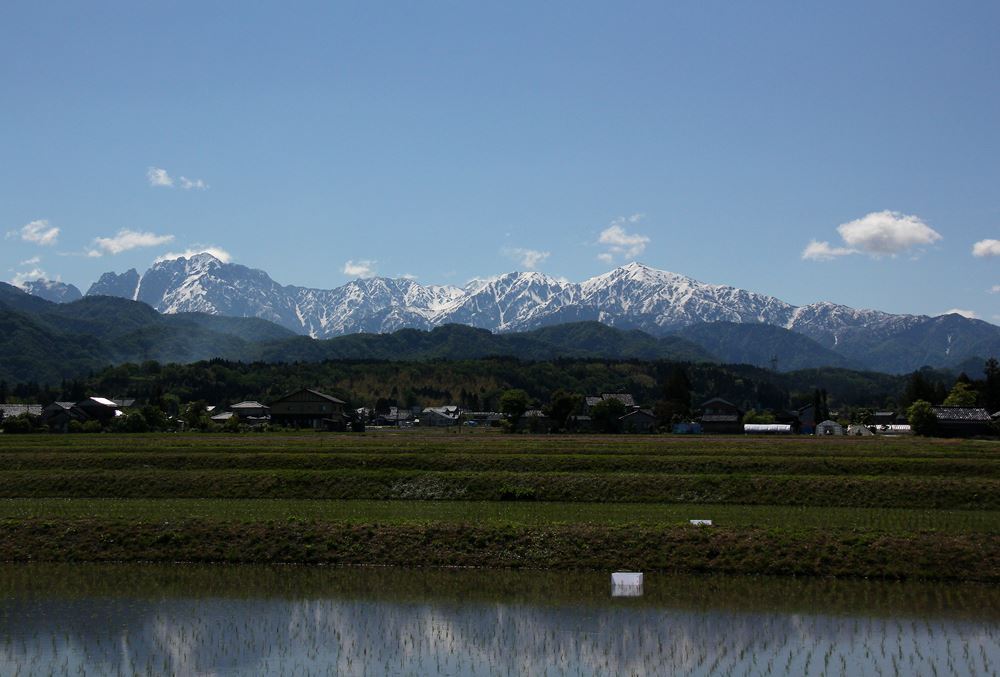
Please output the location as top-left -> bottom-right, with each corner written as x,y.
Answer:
1,498 -> 997,533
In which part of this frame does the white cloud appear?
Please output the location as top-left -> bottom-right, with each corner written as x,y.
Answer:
943,308 -> 977,319
801,240 -> 857,261
179,176 -> 208,190
990,285 -> 1000,294
972,239 -> 1000,257
597,214 -> 650,263
836,210 -> 941,256
343,259 -> 377,277
88,229 -> 175,256
148,167 -> 208,190
153,246 -> 233,264
400,273 -> 418,280
7,219 -> 60,246
20,256 -> 41,266
147,167 -> 174,187
10,267 -> 47,287
503,247 -> 550,269
802,211 -> 942,261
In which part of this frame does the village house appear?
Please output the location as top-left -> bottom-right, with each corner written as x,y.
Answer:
374,406 -> 414,427
567,414 -> 593,433
699,397 -> 743,434
269,388 -> 346,430
37,397 -> 123,432
516,409 -> 554,433
796,404 -> 817,434
584,393 -> 638,414
75,397 -> 123,424
930,406 -> 994,437
419,406 -> 461,426
620,408 -> 657,433
39,402 -> 83,432
462,411 -> 504,427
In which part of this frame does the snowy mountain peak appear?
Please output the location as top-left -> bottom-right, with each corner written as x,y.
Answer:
17,279 -> 82,304
76,257 -> 968,361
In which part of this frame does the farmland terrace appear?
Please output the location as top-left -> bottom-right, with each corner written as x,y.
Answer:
0,431 -> 997,581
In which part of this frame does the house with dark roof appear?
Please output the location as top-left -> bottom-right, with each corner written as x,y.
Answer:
38,397 -> 122,432
420,406 -> 461,427
620,408 -> 657,433
584,393 -> 638,414
796,404 -> 816,434
463,411 -> 503,427
931,406 -> 994,437
269,388 -> 346,430
516,408 -> 554,433
374,407 -> 415,427
699,398 -> 743,434
75,397 -> 122,424
871,410 -> 905,426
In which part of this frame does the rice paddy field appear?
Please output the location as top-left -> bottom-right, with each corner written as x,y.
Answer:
0,430 -> 998,580
0,564 -> 997,676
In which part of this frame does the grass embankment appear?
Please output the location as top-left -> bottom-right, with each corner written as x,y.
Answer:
0,432 -> 997,579
2,519 -> 995,581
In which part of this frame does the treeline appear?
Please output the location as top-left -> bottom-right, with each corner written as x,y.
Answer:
0,356 -> 978,414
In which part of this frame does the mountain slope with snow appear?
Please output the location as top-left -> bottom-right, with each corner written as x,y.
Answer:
70,253 -> 1000,373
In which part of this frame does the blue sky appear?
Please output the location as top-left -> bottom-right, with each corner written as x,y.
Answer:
2,1 -> 998,321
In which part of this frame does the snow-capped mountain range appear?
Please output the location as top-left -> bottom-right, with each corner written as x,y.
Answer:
85,253 -> 922,342
76,251 -> 1000,369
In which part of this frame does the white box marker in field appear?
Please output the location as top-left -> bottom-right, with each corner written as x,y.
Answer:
689,519 -> 713,526
611,572 -> 643,597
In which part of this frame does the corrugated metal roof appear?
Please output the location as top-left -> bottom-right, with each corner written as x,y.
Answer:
931,407 -> 992,422
231,401 -> 269,409
0,404 -> 42,417
701,414 -> 739,423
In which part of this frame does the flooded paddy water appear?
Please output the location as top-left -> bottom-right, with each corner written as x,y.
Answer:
0,564 -> 996,676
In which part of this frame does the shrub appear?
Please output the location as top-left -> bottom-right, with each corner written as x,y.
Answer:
907,400 -> 937,437
1,414 -> 38,434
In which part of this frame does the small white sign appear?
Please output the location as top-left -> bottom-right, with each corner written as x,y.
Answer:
611,572 -> 643,587
689,519 -> 713,526
611,571 -> 643,597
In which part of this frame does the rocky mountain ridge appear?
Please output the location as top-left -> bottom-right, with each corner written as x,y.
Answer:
26,253 -> 1000,373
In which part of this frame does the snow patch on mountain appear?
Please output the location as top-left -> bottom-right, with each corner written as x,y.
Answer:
84,253 -> 978,366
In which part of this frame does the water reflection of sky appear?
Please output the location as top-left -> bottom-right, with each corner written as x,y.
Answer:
1,570 -> 997,676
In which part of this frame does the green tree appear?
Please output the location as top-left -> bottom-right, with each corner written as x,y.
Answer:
139,405 -> 169,432
742,409 -> 775,424
543,390 -> 583,432
812,389 -> 830,423
655,366 -> 692,426
942,381 -> 978,407
590,398 -> 627,434
224,414 -> 241,432
1,414 -> 37,434
182,400 -> 211,431
121,411 -> 150,433
82,420 -> 103,433
662,367 -> 692,415
982,357 -> 1000,412
907,400 -> 937,436
499,389 -> 529,429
